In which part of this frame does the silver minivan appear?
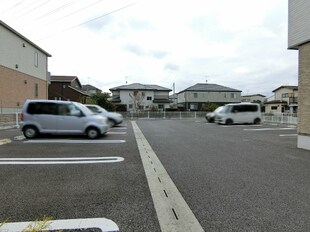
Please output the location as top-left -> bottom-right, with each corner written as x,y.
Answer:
20,100 -> 109,139
215,103 -> 262,125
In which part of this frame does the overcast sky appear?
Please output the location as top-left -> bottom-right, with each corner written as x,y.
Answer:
1,0 -> 298,97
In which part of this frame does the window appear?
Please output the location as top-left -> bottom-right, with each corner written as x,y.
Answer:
192,93 -> 198,98
231,93 -> 237,99
271,106 -> 278,110
129,104 -> 133,109
190,103 -> 198,110
147,96 -> 152,100
34,52 -> 38,67
282,93 -> 289,98
35,83 -> 39,97
27,103 -> 57,115
224,93 -> 227,98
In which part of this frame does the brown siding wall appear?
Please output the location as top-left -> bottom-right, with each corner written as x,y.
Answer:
298,42 -> 310,135
0,65 -> 47,109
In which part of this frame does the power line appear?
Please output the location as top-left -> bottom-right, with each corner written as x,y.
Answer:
34,1 -> 75,21
36,2 -> 137,42
0,0 -> 28,15
45,0 -> 104,25
20,0 -> 51,17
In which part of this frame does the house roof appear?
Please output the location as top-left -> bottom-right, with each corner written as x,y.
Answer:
82,84 -> 101,92
272,85 -> 298,92
109,83 -> 171,91
178,83 -> 242,93
68,86 -> 90,96
242,94 -> 266,98
0,20 -> 52,57
51,75 -> 82,88
51,75 -> 78,82
264,100 -> 287,105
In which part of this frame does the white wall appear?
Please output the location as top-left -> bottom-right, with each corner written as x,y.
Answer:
288,0 -> 310,48
0,25 -> 48,81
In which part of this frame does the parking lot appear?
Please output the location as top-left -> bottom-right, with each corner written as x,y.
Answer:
0,119 -> 309,231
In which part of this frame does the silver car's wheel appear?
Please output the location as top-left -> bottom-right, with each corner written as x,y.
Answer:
23,126 -> 38,139
86,127 -> 99,139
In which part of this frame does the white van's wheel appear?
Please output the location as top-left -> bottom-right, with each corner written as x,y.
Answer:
225,119 -> 233,125
23,126 -> 38,139
254,118 -> 261,124
86,127 -> 100,139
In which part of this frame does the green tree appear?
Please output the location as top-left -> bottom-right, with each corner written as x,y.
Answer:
87,92 -> 116,111
203,102 -> 219,112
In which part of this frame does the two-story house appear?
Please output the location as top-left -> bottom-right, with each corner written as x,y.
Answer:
109,83 -> 171,112
264,86 -> 298,114
48,75 -> 90,103
82,84 -> 102,95
0,20 -> 51,113
241,94 -> 266,104
177,83 -> 242,111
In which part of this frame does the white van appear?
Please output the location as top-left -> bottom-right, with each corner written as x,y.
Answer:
20,100 -> 109,139
215,103 -> 262,125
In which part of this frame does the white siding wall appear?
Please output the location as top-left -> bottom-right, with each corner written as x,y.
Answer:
178,91 -> 241,103
120,90 -> 155,110
0,25 -> 48,81
288,0 -> 310,48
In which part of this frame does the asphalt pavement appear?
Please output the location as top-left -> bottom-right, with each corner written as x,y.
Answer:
0,119 -> 309,231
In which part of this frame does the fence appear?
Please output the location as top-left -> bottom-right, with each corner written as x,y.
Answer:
0,112 -> 298,129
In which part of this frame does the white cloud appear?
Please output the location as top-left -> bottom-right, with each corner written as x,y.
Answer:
0,0 -> 298,96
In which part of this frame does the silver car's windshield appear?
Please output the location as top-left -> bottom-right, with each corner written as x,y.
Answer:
73,102 -> 95,116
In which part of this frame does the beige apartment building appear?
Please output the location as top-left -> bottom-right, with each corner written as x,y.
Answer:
264,86 -> 298,114
288,0 -> 310,150
0,20 -> 51,113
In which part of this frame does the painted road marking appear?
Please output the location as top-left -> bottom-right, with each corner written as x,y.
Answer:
244,128 -> 295,131
0,139 -> 11,145
222,124 -> 262,128
23,139 -> 126,144
107,131 -> 127,135
112,126 -> 127,130
14,135 -> 25,140
1,218 -> 119,231
132,121 -> 204,232
279,134 -> 298,137
0,157 -> 124,165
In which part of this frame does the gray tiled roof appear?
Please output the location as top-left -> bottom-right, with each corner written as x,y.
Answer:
179,83 -> 242,93
109,83 -> 171,91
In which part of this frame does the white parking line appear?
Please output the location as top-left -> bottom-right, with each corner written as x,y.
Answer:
23,139 -> 126,144
0,139 -> 11,145
1,218 -> 119,232
0,157 -> 124,165
112,126 -> 127,130
244,128 -> 295,131
132,121 -> 204,232
107,131 -> 127,135
279,134 -> 298,137
222,124 -> 262,128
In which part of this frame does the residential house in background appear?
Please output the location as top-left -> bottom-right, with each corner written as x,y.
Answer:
0,20 -> 51,113
177,83 -> 242,111
82,84 -> 102,95
241,94 -> 266,104
264,85 -> 298,114
109,83 -> 171,112
48,75 -> 90,103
